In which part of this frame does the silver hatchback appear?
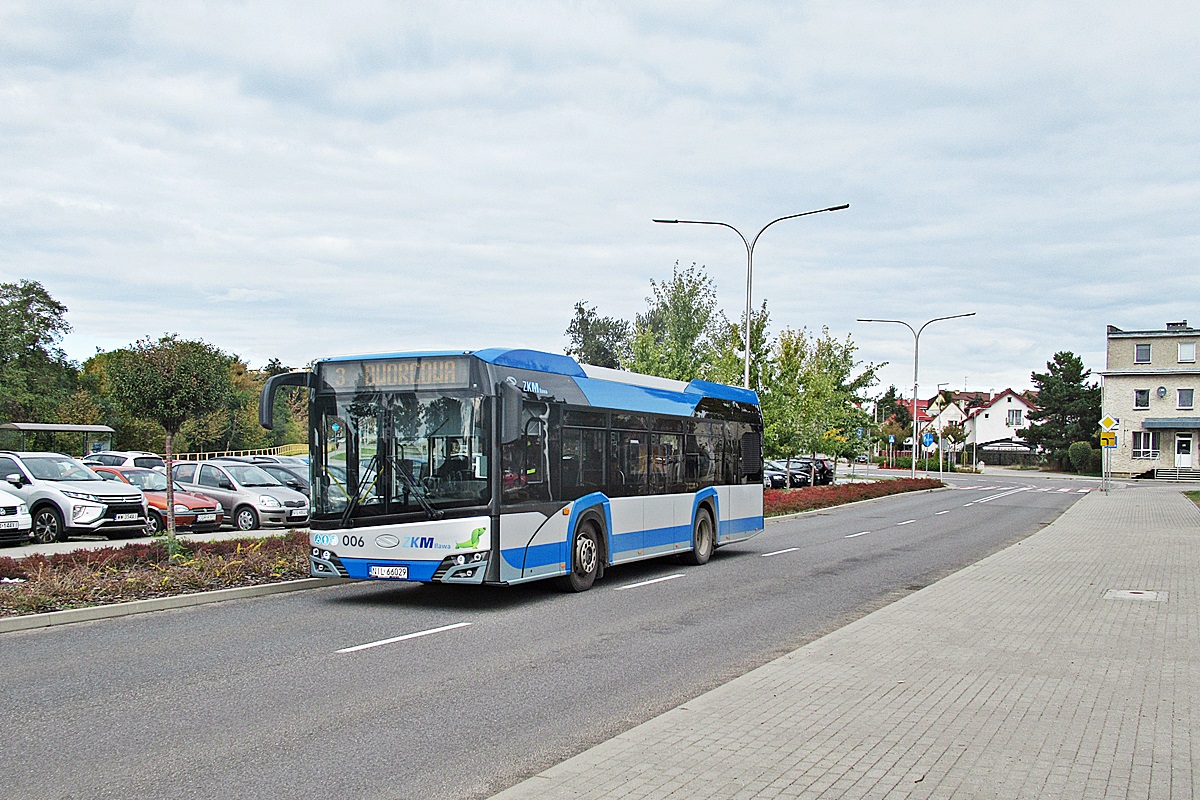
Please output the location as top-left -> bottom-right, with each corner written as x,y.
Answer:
172,460 -> 309,531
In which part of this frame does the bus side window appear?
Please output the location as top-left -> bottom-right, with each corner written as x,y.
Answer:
502,402 -> 550,503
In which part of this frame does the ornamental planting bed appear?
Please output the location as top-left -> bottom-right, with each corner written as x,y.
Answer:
0,531 -> 309,617
765,478 -> 943,517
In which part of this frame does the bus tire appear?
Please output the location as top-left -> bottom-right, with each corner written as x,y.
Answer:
681,508 -> 714,566
556,522 -> 601,592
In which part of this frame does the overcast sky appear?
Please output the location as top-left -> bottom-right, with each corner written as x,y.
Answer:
4,1 -> 1197,398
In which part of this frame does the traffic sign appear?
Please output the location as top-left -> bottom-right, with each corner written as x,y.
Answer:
1100,415 -> 1119,431
922,432 -> 935,448
888,435 -> 895,444
1100,431 -> 1117,448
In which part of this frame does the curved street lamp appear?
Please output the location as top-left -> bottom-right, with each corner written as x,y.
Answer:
654,204 -> 850,389
857,313 -> 976,478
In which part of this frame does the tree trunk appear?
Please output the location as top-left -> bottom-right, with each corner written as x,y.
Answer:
165,431 -> 176,542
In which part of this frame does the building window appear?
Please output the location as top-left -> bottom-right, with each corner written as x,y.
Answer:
1135,343 -> 1152,363
1006,409 -> 1023,427
1179,389 -> 1195,410
1180,343 -> 1196,363
1134,389 -> 1150,409
1132,431 -> 1160,459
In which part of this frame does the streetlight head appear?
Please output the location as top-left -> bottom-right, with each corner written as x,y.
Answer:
652,219 -> 679,224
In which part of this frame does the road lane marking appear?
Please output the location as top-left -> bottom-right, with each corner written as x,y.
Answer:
976,487 -> 1032,504
897,519 -> 916,526
338,622 -> 473,654
845,531 -> 871,538
615,574 -> 684,591
936,510 -> 951,515
762,547 -> 800,557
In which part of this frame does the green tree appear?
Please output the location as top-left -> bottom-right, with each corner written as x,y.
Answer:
1020,351 -> 1101,466
629,262 -> 718,381
108,336 -> 233,540
0,280 -> 77,422
875,385 -> 911,430
708,301 -> 772,390
564,301 -> 631,368
1068,441 -> 1093,473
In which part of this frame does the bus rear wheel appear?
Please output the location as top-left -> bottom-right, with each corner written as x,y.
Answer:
681,509 -> 714,566
557,523 -> 600,592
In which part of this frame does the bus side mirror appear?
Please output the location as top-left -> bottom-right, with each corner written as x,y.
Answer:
500,381 -> 523,444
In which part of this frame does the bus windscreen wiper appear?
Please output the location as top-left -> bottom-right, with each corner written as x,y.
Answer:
389,452 -> 444,520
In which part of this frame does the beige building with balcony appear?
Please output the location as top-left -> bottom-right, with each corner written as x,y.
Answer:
1100,321 -> 1200,478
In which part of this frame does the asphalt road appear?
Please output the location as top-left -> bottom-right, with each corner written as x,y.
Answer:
0,472 -> 1098,800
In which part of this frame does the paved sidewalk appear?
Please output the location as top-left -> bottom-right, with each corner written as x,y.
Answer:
492,482 -> 1200,799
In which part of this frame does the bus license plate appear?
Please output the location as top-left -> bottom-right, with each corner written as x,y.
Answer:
0,521 -> 17,530
369,565 -> 408,579
196,513 -> 216,522
114,513 -> 138,522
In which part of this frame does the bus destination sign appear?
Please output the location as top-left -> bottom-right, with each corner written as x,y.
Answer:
321,357 -> 469,391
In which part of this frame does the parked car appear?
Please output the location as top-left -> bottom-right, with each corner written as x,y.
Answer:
765,460 -> 812,488
796,457 -> 834,485
763,463 -> 789,489
0,451 -> 148,543
172,460 -> 309,531
83,450 -> 167,472
92,466 -> 225,535
253,463 -> 310,497
0,485 -> 33,545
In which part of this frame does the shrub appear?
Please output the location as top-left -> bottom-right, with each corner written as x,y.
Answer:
1067,441 -> 1092,473
765,478 -> 943,516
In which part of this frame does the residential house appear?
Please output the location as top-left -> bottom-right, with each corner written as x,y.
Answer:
1100,321 -> 1200,478
960,390 -> 1039,463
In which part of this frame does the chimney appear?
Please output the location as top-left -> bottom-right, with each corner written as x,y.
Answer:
1167,321 -> 1189,330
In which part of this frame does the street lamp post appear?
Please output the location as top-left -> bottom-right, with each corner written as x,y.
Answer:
654,204 -> 849,389
936,381 -> 949,477
857,313 -> 975,478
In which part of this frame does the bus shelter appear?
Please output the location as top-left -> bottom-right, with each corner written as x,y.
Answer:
0,422 -> 115,456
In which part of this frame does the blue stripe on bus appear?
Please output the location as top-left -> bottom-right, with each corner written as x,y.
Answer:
339,557 -> 441,582
720,515 -> 764,538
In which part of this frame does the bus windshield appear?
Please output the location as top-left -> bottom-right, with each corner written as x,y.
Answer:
314,390 -> 489,520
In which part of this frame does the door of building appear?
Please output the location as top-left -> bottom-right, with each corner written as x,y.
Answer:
1177,433 -> 1193,469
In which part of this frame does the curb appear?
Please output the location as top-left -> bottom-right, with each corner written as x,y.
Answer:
0,577 -> 352,635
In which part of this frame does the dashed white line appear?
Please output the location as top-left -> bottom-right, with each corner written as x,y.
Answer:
338,622 -> 473,654
845,531 -> 871,539
762,547 -> 800,557
897,519 -> 916,526
615,574 -> 684,591
936,510 -> 951,515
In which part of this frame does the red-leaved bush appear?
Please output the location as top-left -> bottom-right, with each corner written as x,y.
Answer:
765,478 -> 942,516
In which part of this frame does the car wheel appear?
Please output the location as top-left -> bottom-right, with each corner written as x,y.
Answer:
681,508 -> 714,566
32,506 -> 66,544
556,522 -> 601,592
235,506 -> 260,531
146,511 -> 164,536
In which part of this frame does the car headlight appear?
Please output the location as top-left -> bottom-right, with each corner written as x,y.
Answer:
259,495 -> 282,509
214,503 -> 224,513
63,490 -> 100,503
17,502 -> 27,515
173,504 -> 189,514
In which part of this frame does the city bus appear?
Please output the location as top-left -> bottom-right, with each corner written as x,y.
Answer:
259,348 -> 764,591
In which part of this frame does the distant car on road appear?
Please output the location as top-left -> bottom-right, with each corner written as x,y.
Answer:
92,466 -> 225,535
0,451 -> 148,543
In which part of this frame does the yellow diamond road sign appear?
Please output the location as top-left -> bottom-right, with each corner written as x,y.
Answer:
1100,416 -> 1119,431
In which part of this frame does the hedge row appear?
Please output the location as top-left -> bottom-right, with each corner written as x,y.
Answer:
765,478 -> 943,516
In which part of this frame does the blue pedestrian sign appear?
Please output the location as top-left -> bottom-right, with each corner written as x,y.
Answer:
888,435 -> 895,444
922,432 -> 935,448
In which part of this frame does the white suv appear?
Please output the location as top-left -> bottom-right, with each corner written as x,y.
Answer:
83,450 -> 167,472
0,486 -> 32,545
0,452 -> 149,543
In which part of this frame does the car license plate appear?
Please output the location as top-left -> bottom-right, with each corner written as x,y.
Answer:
0,521 -> 18,530
196,513 -> 216,522
114,513 -> 138,522
289,509 -> 307,517
369,565 -> 408,579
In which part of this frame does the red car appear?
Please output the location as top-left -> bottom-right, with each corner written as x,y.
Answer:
91,466 -> 225,534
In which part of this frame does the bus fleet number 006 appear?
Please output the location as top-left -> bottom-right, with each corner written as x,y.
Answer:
314,533 -> 364,548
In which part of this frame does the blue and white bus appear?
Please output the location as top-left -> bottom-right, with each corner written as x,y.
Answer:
260,348 -> 764,591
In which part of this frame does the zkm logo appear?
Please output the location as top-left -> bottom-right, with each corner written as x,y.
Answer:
522,381 -> 543,394
404,536 -> 452,550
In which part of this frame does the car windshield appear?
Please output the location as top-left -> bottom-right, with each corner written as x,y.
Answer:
24,455 -> 104,482
124,470 -> 169,491
223,464 -> 282,487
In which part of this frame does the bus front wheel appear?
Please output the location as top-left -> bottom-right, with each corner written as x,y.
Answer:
557,523 -> 601,592
681,509 -> 714,566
